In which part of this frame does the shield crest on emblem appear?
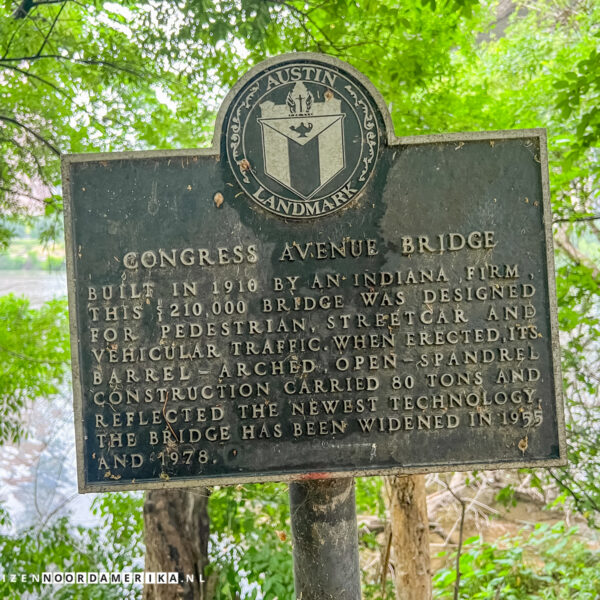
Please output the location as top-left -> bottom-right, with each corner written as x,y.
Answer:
258,82 -> 345,200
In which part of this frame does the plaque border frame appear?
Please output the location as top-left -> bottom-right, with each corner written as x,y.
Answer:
62,53 -> 566,493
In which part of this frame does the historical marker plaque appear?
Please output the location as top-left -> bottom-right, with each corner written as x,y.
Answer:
62,54 -> 566,492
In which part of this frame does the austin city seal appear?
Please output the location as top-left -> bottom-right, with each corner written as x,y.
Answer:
225,58 -> 382,219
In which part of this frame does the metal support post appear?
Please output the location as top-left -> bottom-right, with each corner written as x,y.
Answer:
289,477 -> 361,600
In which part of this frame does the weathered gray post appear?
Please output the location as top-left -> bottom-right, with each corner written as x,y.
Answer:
289,478 -> 361,599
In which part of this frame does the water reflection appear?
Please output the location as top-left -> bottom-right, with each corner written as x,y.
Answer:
0,269 -> 67,307
0,269 -> 96,530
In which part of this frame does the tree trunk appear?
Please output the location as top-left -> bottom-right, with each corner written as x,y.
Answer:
385,475 -> 431,600
143,488 -> 212,600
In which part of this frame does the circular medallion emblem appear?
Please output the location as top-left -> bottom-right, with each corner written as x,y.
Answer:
225,58 -> 382,219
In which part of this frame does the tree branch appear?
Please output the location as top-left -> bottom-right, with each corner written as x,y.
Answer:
12,0 -> 75,19
454,499 -> 466,600
12,0 -> 35,19
1,135 -> 49,182
33,0 -> 72,5
35,0 -> 66,57
0,62 -> 72,99
0,62 -> 133,134
0,344 -> 67,365
270,1 -> 344,52
379,524 -> 392,597
0,54 -> 146,78
548,470 -> 600,515
554,225 -> 600,278
0,185 -> 49,203
38,492 -> 79,531
553,214 -> 600,223
0,115 -> 60,155
442,482 -> 468,600
2,15 -> 28,59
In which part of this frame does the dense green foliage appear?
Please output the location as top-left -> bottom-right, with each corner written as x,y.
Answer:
0,294 -> 69,444
0,0 -> 599,598
209,483 -> 294,598
434,523 -> 600,599
0,493 -> 144,600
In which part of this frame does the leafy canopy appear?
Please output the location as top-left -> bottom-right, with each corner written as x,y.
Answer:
1,0 -> 600,598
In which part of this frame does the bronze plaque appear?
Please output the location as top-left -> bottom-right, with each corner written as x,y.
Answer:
62,54 -> 566,492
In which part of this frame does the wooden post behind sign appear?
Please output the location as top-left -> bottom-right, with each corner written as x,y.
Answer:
289,478 -> 361,599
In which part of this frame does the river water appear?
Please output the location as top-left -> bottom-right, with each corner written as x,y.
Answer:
0,269 -> 97,530
0,269 -> 67,307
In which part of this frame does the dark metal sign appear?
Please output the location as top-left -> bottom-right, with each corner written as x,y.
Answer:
62,53 -> 566,492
